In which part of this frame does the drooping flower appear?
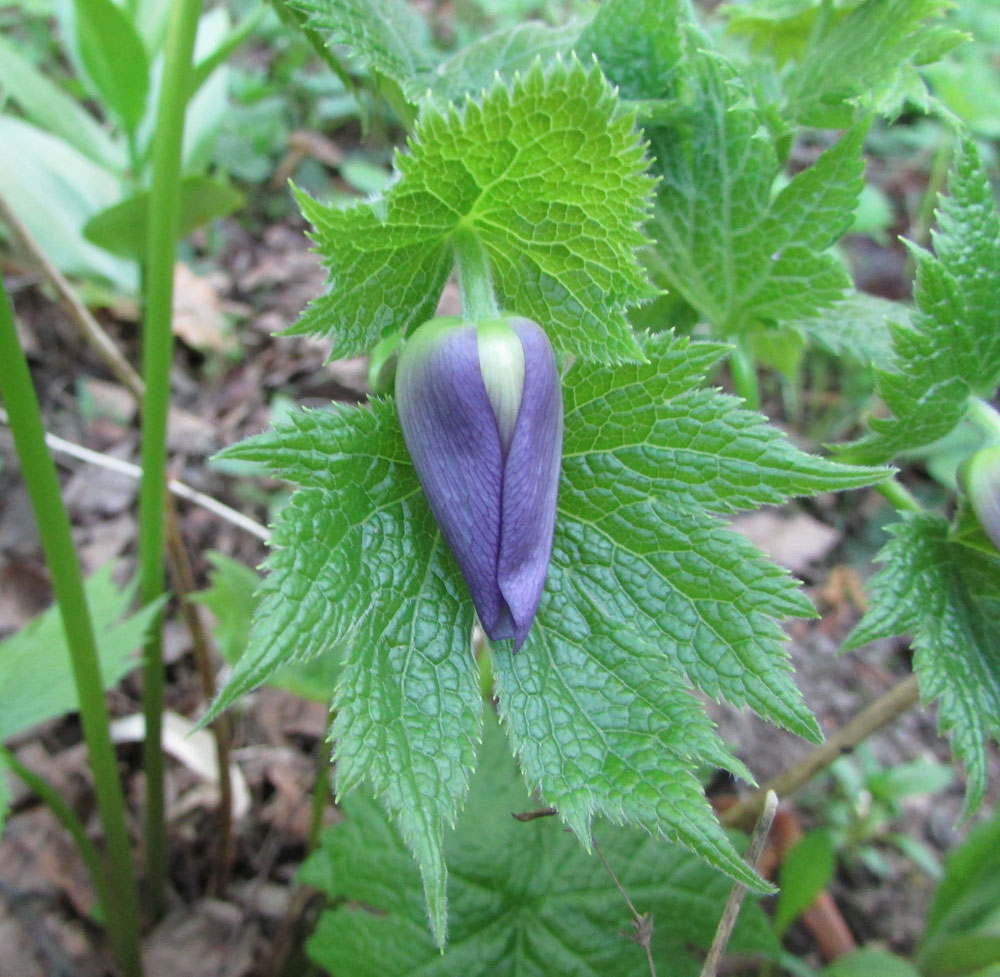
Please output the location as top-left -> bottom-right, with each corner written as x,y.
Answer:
395,315 -> 563,650
960,445 -> 1000,554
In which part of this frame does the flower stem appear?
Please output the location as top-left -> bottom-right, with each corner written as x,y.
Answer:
0,282 -> 144,977
876,477 -> 923,514
138,0 -> 204,921
453,228 -> 500,322
966,396 -> 1000,444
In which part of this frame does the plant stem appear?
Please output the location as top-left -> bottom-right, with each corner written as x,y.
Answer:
876,477 -> 923,514
700,791 -> 777,977
138,0 -> 204,921
729,340 -> 760,411
308,708 -> 334,854
721,674 -> 921,832
0,747 -> 109,915
453,228 -> 501,321
0,282 -> 144,977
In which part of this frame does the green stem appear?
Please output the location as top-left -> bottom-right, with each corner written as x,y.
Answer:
966,397 -> 1000,444
0,283 -> 144,977
876,477 -> 923,514
139,0 -> 203,921
453,229 -> 501,321
308,709 -> 334,855
729,340 -> 761,411
0,746 -> 109,915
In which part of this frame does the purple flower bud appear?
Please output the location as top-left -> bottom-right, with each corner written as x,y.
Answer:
395,315 -> 563,650
960,445 -> 1000,554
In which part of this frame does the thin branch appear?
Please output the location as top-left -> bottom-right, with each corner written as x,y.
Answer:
721,674 -> 921,831
593,837 -> 657,977
699,790 -> 778,977
0,191 -> 144,401
0,409 -> 270,541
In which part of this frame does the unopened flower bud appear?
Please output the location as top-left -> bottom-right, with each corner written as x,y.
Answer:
960,445 -> 1000,554
395,315 -> 563,650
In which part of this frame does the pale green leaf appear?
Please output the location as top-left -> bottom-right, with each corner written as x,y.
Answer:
208,401 -> 481,945
0,117 -> 137,293
842,141 -> 1000,464
303,713 -> 779,977
83,175 -> 245,259
0,34 -> 126,171
644,36 -> 865,334
0,565 -> 163,742
74,0 -> 149,133
291,59 -> 655,363
824,949 -> 921,977
844,514 -> 1000,815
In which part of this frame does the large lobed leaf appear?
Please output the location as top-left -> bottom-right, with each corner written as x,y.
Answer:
842,140 -> 1000,464
302,712 -> 779,977
207,400 -> 481,945
845,514 -> 1000,815
642,31 -> 865,335
210,331 -> 886,939
288,59 -> 655,364
495,332 -> 885,882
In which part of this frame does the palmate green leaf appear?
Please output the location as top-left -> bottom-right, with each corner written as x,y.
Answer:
290,59 -> 655,364
0,565 -> 163,742
844,514 -> 1000,815
779,0 -> 962,127
303,713 -> 779,977
207,401 -> 481,945
643,34 -> 865,335
209,330 -> 886,939
793,291 -> 902,368
495,332 -> 885,880
842,141 -> 1000,465
285,0 -> 434,100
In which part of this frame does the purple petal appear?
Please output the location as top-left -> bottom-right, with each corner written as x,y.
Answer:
395,322 -> 510,637
497,319 -> 564,650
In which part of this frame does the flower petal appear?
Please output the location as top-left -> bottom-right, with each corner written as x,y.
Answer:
497,318 -> 564,650
396,320 -> 509,637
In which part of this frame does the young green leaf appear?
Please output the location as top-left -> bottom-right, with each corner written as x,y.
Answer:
643,36 -> 865,334
0,565 -> 163,742
207,401 -> 481,945
290,59 -> 655,364
794,291 -> 903,368
774,830 -> 835,936
841,140 -> 1000,464
302,712 -> 779,977
844,514 -> 1000,815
